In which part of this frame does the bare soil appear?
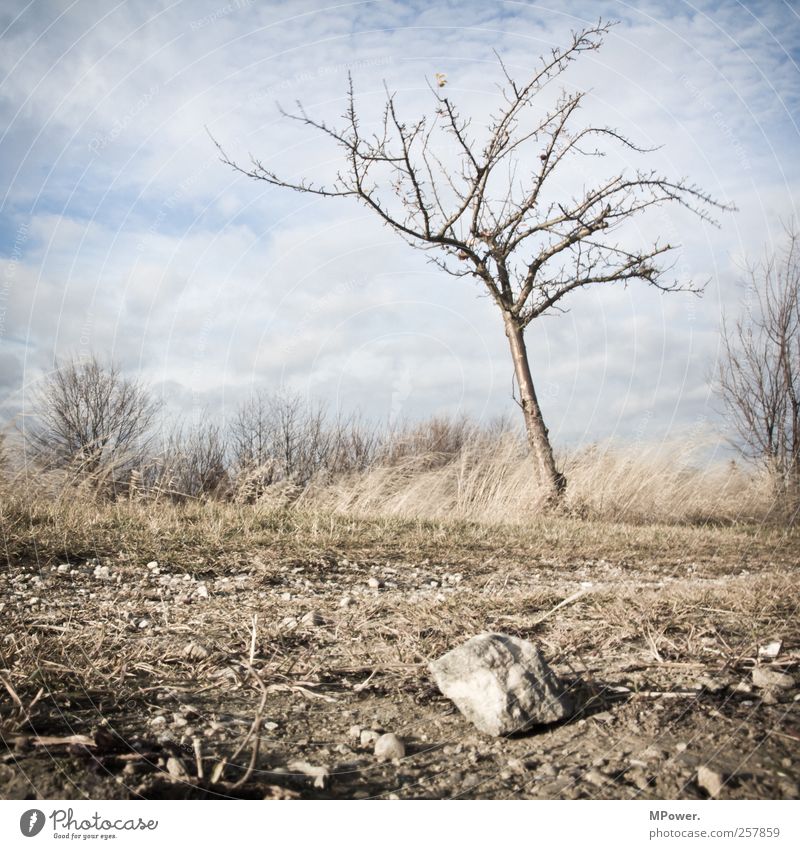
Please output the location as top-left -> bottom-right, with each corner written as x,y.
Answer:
1,510 -> 798,800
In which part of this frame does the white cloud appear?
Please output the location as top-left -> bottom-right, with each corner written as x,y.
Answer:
1,0 -> 798,449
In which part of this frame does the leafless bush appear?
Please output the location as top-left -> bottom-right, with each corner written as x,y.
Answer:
25,355 -> 159,490
147,422 -> 230,500
718,226 -> 800,519
230,392 -> 380,499
324,412 -> 382,476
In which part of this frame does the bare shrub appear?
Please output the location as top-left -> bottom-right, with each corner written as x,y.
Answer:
148,422 -> 230,500
230,392 -> 381,500
324,411 -> 382,476
718,226 -> 800,520
231,392 -> 324,489
25,355 -> 159,490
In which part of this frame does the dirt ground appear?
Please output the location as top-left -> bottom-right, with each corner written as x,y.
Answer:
1,511 -> 798,800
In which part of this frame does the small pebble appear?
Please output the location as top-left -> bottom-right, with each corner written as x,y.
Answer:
165,756 -> 189,780
697,765 -> 725,798
374,733 -> 405,761
584,768 -> 609,787
360,729 -> 380,747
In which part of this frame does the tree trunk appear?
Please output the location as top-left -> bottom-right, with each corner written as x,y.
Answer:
503,312 -> 565,499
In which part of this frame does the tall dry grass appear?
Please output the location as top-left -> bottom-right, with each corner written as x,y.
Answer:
303,433 -> 777,526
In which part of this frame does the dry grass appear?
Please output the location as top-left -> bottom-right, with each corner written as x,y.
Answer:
1,488 -> 797,798
2,439 -> 798,799
1,470 -> 795,579
304,435 -> 777,526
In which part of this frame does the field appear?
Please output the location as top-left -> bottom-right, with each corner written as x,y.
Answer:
1,478 -> 798,800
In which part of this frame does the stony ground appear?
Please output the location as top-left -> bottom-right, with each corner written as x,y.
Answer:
1,508 -> 798,800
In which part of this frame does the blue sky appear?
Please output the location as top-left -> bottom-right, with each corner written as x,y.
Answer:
1,0 -> 798,452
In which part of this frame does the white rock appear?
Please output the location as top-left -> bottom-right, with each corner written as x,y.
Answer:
697,765 -> 725,798
584,768 -> 610,787
367,577 -> 382,589
758,640 -> 782,659
57,564 -> 70,574
137,618 -> 151,630
195,584 -> 208,599
339,595 -> 355,608
360,729 -> 380,747
374,733 -> 405,762
752,666 -> 795,690
428,633 -> 573,736
165,756 -> 189,780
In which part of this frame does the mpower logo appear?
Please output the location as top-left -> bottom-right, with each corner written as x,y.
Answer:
16,808 -> 159,839
19,810 -> 45,837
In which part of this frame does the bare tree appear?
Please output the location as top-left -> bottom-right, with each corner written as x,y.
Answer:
718,226 -> 800,513
27,355 -> 159,481
214,22 -> 730,498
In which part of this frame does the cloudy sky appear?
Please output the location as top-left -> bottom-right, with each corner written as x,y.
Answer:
1,0 -> 798,452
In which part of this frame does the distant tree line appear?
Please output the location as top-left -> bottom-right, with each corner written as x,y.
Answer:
19,354 -> 512,502
7,226 -> 798,523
